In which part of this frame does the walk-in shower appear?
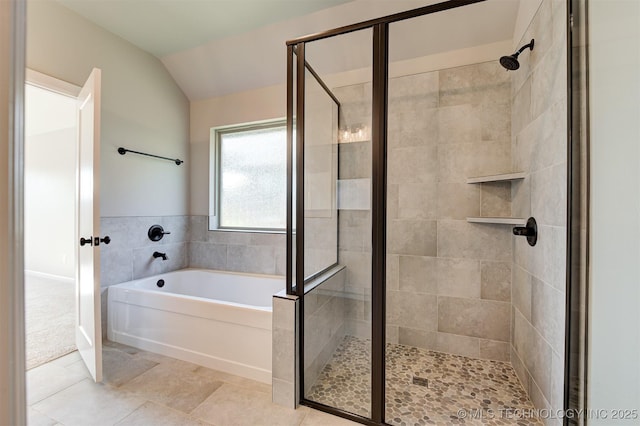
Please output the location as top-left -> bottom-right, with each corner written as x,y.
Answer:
285,0 -> 571,424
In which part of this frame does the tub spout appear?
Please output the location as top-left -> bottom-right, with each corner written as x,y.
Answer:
153,251 -> 168,261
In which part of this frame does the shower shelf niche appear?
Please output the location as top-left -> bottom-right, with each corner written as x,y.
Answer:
466,171 -> 526,225
466,172 -> 525,184
466,216 -> 526,225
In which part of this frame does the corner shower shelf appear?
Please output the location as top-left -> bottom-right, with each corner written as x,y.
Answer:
467,217 -> 526,225
466,172 -> 525,184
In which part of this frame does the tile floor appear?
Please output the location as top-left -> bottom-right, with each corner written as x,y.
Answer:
27,341 -> 358,426
307,336 -> 542,426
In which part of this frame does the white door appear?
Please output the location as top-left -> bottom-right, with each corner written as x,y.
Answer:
76,68 -> 103,382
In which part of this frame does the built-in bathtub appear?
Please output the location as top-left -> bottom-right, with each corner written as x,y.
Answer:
107,268 -> 284,384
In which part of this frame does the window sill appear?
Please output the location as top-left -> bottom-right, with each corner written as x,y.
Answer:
207,228 -> 286,235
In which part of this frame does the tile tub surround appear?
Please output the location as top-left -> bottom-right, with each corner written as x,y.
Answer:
188,215 -> 286,276
307,336 -> 541,425
272,293 -> 299,409
28,344 -> 359,426
101,215 -> 287,289
100,216 -> 190,287
510,0 -> 567,420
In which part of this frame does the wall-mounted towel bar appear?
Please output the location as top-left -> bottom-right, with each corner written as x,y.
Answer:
118,147 -> 184,165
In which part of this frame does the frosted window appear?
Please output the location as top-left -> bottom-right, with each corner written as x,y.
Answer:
218,125 -> 286,229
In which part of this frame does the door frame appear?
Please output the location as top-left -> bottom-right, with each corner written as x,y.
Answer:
0,0 -> 26,424
24,69 -> 81,370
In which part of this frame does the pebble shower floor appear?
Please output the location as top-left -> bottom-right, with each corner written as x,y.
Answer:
307,336 -> 542,425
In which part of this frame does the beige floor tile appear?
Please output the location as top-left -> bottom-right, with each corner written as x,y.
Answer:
102,345 -> 158,387
119,363 -> 223,414
44,351 -> 82,368
191,383 -> 308,426
192,366 -> 271,394
32,378 -> 145,426
115,401 -> 211,426
27,360 -> 88,405
301,410 -> 360,426
63,359 -> 92,379
27,407 -> 58,426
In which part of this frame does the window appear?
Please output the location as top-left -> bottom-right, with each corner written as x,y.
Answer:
210,121 -> 286,231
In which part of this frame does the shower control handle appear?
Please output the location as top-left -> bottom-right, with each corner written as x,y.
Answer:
80,236 -> 93,247
512,217 -> 538,247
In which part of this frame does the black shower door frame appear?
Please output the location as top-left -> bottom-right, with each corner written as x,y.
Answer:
284,0 -> 581,424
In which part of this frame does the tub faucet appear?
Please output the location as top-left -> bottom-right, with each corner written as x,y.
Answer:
153,251 -> 168,261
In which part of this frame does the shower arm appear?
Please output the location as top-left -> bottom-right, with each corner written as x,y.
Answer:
515,39 -> 535,56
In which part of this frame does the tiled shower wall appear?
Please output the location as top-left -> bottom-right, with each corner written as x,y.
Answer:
385,63 -> 513,361
510,0 -> 567,420
335,61 -> 515,361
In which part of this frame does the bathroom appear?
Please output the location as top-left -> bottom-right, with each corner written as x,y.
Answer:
2,0 -> 638,425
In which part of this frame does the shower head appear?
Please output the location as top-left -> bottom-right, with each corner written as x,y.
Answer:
499,54 -> 521,70
500,39 -> 535,71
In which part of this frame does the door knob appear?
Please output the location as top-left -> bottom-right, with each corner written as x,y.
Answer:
93,236 -> 112,246
80,237 -> 93,247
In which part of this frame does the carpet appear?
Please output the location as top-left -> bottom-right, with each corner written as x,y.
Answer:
25,274 -> 76,370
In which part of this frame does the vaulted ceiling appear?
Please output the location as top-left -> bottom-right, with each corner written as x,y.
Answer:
56,0 -> 521,100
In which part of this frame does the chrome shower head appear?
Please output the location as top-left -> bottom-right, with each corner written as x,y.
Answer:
500,39 -> 535,71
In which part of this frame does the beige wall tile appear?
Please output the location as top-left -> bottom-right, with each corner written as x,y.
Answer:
439,62 -> 509,107
481,100 -> 511,141
531,277 -> 565,353
531,163 -> 567,227
437,220 -> 512,262
338,141 -> 371,180
386,325 -> 399,345
436,258 -> 481,298
386,254 -> 399,291
480,181 -> 512,217
399,255 -> 437,294
387,291 -> 437,331
481,261 -> 511,302
479,339 -> 510,362
437,104 -> 480,144
388,219 -> 437,256
388,145 -> 437,184
398,182 -> 437,219
437,141 -> 512,184
512,265 -> 533,321
436,183 -> 480,219
398,327 -> 436,350
435,332 -> 480,358
511,344 -> 530,392
438,296 -> 510,341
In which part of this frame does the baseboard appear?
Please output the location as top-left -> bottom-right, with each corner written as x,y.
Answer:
25,270 -> 74,285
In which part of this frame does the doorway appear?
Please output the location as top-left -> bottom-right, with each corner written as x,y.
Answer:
24,81 -> 78,370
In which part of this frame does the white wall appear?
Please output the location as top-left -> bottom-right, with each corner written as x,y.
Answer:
27,0 -> 190,217
24,85 -> 76,279
588,0 -> 640,420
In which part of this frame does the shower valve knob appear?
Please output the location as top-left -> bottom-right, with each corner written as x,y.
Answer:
512,217 -> 538,247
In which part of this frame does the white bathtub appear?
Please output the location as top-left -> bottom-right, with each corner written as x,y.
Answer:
107,268 -> 284,383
